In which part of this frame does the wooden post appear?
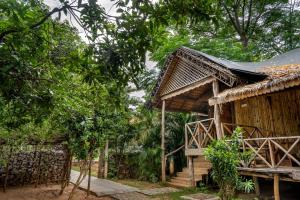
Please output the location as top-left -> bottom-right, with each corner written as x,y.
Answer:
104,140 -> 109,179
274,174 -> 280,200
268,139 -> 275,167
188,156 -> 195,187
161,100 -> 166,182
213,80 -> 222,139
169,157 -> 174,176
253,176 -> 260,197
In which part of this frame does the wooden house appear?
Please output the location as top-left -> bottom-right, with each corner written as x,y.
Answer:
150,47 -> 300,199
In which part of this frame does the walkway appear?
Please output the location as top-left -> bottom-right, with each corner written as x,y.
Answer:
70,170 -> 180,199
70,170 -> 139,197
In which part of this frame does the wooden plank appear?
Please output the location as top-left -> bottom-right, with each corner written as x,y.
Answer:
185,148 -> 205,156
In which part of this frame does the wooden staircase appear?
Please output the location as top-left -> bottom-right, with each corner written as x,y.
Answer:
167,155 -> 212,188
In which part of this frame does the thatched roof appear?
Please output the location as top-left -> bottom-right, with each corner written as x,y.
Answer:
209,65 -> 300,105
150,46 -> 300,112
150,47 -> 266,112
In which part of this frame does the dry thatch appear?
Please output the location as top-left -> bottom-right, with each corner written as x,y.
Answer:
209,65 -> 300,105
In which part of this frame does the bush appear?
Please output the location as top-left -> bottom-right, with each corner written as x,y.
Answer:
204,127 -> 254,200
128,147 -> 161,182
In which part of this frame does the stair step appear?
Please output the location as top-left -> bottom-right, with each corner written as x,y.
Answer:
171,177 -> 193,185
182,168 -> 210,174
173,175 -> 203,181
178,169 -> 208,176
193,163 -> 212,168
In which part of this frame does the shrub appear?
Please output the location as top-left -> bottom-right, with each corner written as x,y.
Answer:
204,127 -> 253,200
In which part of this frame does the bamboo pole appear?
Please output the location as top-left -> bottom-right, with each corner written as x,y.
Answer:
104,140 -> 109,179
213,80 -> 222,139
161,100 -> 166,182
274,174 -> 280,200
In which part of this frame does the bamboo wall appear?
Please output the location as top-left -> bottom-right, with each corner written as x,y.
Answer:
234,86 -> 300,137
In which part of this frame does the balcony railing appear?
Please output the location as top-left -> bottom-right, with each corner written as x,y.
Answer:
184,118 -> 216,155
236,136 -> 300,168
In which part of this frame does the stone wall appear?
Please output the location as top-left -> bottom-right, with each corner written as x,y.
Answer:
0,145 -> 69,186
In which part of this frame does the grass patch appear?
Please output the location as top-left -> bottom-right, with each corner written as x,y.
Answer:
71,166 -> 98,177
156,184 -> 210,200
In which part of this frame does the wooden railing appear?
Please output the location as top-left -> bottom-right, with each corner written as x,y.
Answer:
235,136 -> 300,168
222,123 -> 266,138
185,118 -> 216,154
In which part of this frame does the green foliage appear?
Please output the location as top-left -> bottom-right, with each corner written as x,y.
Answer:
134,147 -> 161,183
204,128 -> 254,200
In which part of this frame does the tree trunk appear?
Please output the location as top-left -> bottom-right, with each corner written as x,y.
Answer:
104,140 -> 109,179
87,156 -> 92,196
68,160 -> 88,200
97,148 -> 104,178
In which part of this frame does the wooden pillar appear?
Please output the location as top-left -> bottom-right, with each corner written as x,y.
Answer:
161,100 -> 166,182
274,174 -> 280,200
188,156 -> 195,187
213,80 -> 222,139
169,157 -> 174,176
253,176 -> 260,197
104,140 -> 109,179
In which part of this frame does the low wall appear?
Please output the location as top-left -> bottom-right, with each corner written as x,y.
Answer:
0,145 -> 69,186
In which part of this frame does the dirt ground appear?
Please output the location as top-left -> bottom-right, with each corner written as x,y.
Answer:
0,184 -> 112,200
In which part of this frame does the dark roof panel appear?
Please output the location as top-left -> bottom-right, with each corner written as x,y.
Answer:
183,47 -> 300,73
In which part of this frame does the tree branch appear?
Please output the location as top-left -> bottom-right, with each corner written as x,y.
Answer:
223,1 -> 242,35
0,5 -> 69,42
245,0 -> 253,33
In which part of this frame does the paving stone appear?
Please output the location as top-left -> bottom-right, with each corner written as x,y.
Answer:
181,193 -> 219,200
139,187 -> 180,196
111,192 -> 151,200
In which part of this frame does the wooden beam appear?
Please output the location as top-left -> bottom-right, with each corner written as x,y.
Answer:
274,174 -> 280,200
161,100 -> 166,182
213,80 -> 222,139
104,140 -> 109,179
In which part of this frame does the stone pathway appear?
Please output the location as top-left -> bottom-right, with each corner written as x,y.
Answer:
70,170 -> 180,199
139,187 -> 180,196
70,170 -> 139,197
181,193 -> 219,200
111,192 -> 151,200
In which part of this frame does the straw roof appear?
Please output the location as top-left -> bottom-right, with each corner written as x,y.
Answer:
209,65 -> 300,105
149,46 -> 300,111
150,47 -> 266,112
